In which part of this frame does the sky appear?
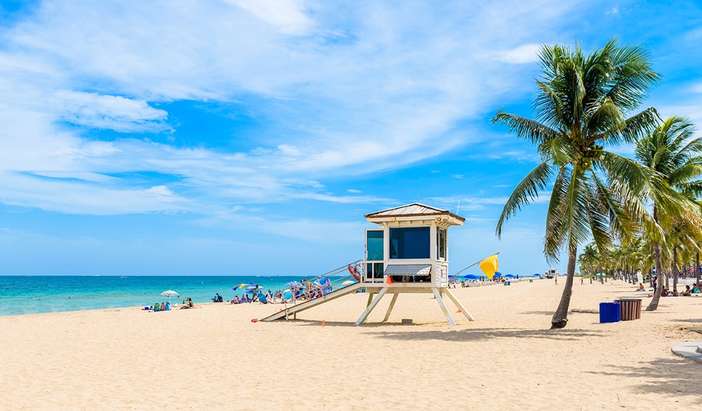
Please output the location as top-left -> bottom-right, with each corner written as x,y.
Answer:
0,0 -> 701,275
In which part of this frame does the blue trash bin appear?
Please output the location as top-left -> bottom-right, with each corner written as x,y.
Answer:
599,301 -> 621,323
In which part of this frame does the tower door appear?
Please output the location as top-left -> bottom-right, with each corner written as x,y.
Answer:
365,229 -> 384,282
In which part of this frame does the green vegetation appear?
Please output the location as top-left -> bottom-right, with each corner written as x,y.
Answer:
494,39 -> 701,328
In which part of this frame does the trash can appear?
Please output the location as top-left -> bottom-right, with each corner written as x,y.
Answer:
617,298 -> 641,321
599,301 -> 621,323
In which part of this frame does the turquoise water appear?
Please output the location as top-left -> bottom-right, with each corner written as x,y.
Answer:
0,276 -> 344,316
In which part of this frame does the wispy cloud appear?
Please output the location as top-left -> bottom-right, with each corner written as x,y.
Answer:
493,43 -> 542,64
224,0 -> 314,35
429,193 -> 550,213
686,82 -> 702,94
0,0 -> 578,216
54,91 -> 170,132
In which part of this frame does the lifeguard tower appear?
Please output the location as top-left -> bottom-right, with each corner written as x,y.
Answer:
261,203 -> 473,325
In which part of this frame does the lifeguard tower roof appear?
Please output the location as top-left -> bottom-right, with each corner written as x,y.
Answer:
365,203 -> 464,225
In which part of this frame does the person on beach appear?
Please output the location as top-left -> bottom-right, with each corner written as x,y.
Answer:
180,298 -> 194,309
637,283 -> 645,291
682,285 -> 691,296
693,284 -> 701,294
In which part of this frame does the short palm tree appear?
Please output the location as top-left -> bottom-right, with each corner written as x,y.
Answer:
494,40 -> 660,328
578,243 -> 600,279
635,116 -> 702,310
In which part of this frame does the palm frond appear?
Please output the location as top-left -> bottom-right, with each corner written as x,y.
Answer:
496,161 -> 552,237
492,113 -> 559,145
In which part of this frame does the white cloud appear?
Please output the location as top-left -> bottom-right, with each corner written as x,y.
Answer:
53,91 -> 169,132
0,172 -> 190,215
687,82 -> 702,94
0,0 -> 579,216
605,6 -> 620,16
493,43 -> 542,64
224,0 -> 313,35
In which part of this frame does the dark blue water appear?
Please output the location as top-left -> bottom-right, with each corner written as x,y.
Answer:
0,276 -> 339,316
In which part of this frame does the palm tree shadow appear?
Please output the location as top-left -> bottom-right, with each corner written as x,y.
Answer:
586,358 -> 702,403
366,327 -> 606,342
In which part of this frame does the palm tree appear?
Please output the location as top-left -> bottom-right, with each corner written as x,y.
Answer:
634,117 -> 702,310
578,243 -> 600,279
494,40 -> 660,328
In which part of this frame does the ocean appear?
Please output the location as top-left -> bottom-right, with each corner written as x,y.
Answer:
0,275 -> 337,316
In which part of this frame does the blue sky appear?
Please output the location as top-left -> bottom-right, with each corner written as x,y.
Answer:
0,0 -> 701,275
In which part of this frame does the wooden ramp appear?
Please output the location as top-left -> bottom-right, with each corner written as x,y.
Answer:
260,282 -> 362,322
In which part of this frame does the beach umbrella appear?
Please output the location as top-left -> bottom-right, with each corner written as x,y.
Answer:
234,284 -> 258,292
236,283 -> 253,289
160,290 -> 179,305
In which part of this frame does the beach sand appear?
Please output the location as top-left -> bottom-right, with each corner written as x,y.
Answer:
2,279 -> 701,410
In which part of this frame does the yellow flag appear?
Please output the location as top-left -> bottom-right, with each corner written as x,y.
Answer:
479,255 -> 499,280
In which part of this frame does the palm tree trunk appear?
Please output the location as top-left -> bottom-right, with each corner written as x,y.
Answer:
672,247 -> 679,295
665,271 -> 670,289
646,242 -> 664,311
551,241 -> 577,329
696,252 -> 700,286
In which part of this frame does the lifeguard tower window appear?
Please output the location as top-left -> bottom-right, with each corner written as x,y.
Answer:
366,262 -> 384,279
366,230 -> 384,261
390,227 -> 430,259
437,228 -> 447,260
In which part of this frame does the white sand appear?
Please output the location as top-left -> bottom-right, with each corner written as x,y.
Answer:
1,279 -> 701,410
